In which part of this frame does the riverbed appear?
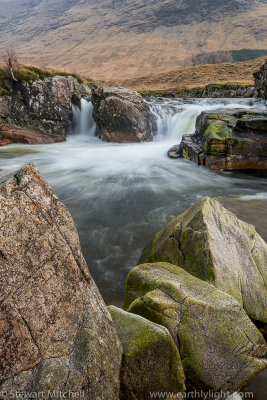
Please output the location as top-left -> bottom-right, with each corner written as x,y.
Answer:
0,97 -> 266,305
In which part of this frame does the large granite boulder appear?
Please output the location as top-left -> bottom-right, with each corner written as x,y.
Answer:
0,164 -> 122,400
168,109 -> 267,170
140,197 -> 267,323
91,85 -> 153,142
123,262 -> 267,393
254,61 -> 267,99
108,306 -> 185,400
8,76 -> 90,136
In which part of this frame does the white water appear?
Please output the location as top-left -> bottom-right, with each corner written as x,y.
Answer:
0,97 -> 266,305
71,98 -> 96,137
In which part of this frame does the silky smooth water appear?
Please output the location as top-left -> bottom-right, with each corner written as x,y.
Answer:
0,97 -> 266,305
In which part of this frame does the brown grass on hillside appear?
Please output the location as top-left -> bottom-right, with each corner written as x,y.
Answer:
102,57 -> 267,91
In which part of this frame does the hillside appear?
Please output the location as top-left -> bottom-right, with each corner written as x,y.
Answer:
104,57 -> 266,92
0,0 -> 267,80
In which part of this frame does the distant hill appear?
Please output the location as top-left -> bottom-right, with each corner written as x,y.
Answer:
0,0 -> 267,80
107,57 -> 267,92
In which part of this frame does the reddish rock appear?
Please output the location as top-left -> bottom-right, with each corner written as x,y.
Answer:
0,164 -> 122,399
0,124 -> 65,146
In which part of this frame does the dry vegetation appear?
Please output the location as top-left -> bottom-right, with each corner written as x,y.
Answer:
103,57 -> 267,92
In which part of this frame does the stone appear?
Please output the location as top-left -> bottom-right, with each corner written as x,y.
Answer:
108,305 -> 185,399
91,85 -> 153,142
254,61 -> 267,99
169,109 -> 267,170
0,163 -> 122,400
140,197 -> 267,323
123,262 -> 267,393
0,124 -> 65,146
8,76 -> 90,136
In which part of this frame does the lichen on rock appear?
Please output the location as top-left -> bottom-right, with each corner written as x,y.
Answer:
0,163 -> 122,400
108,305 -> 185,399
123,262 -> 267,393
140,196 -> 267,323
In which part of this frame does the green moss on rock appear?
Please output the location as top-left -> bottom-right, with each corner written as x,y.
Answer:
124,262 -> 267,393
139,197 -> 267,323
108,305 -> 185,399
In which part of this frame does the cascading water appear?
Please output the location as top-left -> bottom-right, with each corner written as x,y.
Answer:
146,97 -> 264,142
70,98 -> 96,137
0,97 -> 266,307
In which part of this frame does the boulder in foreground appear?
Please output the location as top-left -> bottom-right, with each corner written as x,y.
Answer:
169,109 -> 267,170
108,305 -> 185,399
124,262 -> 267,393
0,163 -> 122,399
91,85 -> 153,142
140,196 -> 267,323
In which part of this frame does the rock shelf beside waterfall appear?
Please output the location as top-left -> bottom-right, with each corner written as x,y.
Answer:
0,76 -> 90,145
91,85 -> 153,142
168,108 -> 267,171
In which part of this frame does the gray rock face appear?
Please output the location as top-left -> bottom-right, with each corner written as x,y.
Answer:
124,262 -> 267,393
91,85 -> 153,142
108,306 -> 185,399
254,61 -> 267,99
9,76 -> 90,135
169,108 -> 267,170
0,163 -> 122,400
140,197 -> 267,323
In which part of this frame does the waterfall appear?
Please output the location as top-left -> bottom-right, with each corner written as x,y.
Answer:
146,97 -> 262,143
70,98 -> 96,136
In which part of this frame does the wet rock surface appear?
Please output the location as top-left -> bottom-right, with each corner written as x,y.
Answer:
169,108 -> 267,170
91,85 -> 153,142
254,61 -> 267,99
0,76 -> 90,146
0,124 -> 65,146
109,306 -> 185,400
0,163 -> 122,400
140,196 -> 267,323
123,262 -> 267,393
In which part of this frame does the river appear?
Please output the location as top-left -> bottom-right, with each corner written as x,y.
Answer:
0,97 -> 266,307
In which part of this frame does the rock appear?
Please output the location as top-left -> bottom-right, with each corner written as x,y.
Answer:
254,61 -> 267,99
91,85 -> 153,142
123,262 -> 267,393
140,196 -> 267,323
0,124 -> 65,146
169,108 -> 267,170
0,164 -> 122,399
168,144 -> 181,158
8,76 -> 90,135
108,305 -> 185,400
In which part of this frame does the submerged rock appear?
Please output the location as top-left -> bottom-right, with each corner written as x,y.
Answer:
254,61 -> 267,99
108,306 -> 185,399
91,85 -> 153,142
124,262 -> 267,393
140,197 -> 267,323
0,164 -> 122,399
169,108 -> 267,170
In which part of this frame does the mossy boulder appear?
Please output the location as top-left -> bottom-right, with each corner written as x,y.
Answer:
108,306 -> 185,399
196,109 -> 267,156
123,262 -> 267,393
140,197 -> 267,323
170,108 -> 267,170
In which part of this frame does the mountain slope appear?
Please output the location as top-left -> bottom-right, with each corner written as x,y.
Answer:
0,0 -> 267,80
